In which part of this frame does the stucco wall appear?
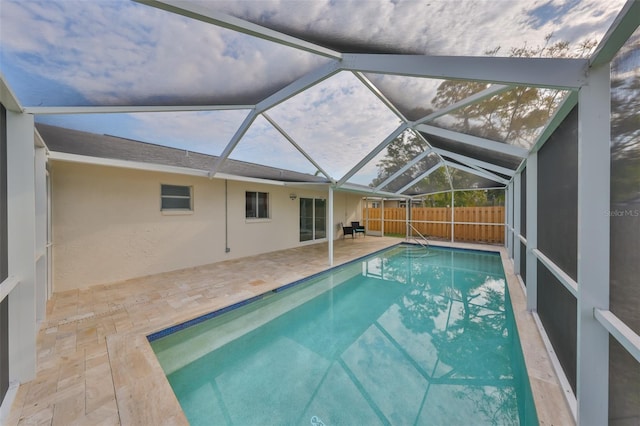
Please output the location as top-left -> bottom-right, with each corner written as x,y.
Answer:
50,161 -> 363,291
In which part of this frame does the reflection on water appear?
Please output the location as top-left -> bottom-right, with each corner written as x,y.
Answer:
153,246 -> 537,425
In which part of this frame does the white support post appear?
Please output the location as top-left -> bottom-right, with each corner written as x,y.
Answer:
405,200 -> 410,240
381,199 -> 385,237
450,190 -> 455,242
34,146 -> 47,323
365,197 -> 369,231
328,186 -> 334,267
6,111 -> 36,383
505,184 -> 511,253
526,155 -> 538,311
576,63 -> 610,425
513,173 -> 521,275
508,183 -> 515,258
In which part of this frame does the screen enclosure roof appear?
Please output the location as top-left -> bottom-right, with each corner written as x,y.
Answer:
1,0 -> 637,196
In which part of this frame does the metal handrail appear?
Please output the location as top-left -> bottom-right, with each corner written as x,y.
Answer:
407,223 -> 430,249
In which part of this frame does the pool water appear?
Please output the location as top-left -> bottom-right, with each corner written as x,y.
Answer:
150,245 -> 538,425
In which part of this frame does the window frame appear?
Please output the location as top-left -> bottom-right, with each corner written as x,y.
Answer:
160,184 -> 193,212
245,191 -> 270,219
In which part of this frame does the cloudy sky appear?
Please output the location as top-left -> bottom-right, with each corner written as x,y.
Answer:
0,0 -> 628,185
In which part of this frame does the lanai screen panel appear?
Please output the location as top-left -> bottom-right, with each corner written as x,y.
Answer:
420,132 -> 522,171
430,87 -> 569,150
351,129 -> 441,192
201,1 -> 626,57
378,152 -> 441,193
537,261 -> 577,393
0,0 -> 331,107
537,107 -> 578,280
266,71 -> 402,182
401,166 -> 451,196
609,27 -> 640,425
37,110 -> 251,156
520,167 -> 527,285
230,115 -> 320,175
536,106 -> 579,393
449,168 -> 503,191
362,75 -> 490,122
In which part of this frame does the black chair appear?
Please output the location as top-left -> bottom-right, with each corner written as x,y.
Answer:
341,223 -> 354,239
351,221 -> 366,237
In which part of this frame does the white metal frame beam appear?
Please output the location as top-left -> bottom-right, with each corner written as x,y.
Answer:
590,0 -> 640,68
513,172 -> 521,275
257,61 -> 342,113
23,105 -> 254,115
338,182 -> 410,199
594,309 -> 640,364
415,124 -> 528,158
524,92 -> 578,162
262,112 -> 333,181
341,54 -> 588,90
576,62 -> 610,426
525,155 -> 538,311
443,161 -> 509,186
352,72 -> 409,122
210,61 -> 341,177
396,163 -> 442,194
373,148 -> 433,191
135,0 -> 342,59
505,183 -> 512,254
432,148 -> 515,177
1,73 -> 22,113
337,124 -> 407,186
6,112 -> 37,383
208,110 -> 258,177
415,84 -> 511,125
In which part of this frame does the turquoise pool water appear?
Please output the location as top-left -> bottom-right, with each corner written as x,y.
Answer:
150,245 -> 538,425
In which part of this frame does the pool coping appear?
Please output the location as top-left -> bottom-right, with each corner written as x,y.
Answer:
109,241 -> 574,425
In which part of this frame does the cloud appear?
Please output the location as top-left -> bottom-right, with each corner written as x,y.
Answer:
2,0 -> 628,184
267,72 -> 402,180
1,0 -> 329,106
206,0 -> 625,56
2,0 -> 625,106
129,110 -> 251,154
38,110 -> 251,155
229,115 -> 319,174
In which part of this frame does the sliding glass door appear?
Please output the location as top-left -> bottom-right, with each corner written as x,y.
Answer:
300,198 -> 326,242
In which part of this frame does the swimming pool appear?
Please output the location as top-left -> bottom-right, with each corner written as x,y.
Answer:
150,244 -> 538,425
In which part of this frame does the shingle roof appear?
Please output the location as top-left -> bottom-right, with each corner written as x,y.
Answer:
36,123 -> 329,183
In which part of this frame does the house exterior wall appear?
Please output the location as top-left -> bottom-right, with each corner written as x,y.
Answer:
50,161 -> 363,292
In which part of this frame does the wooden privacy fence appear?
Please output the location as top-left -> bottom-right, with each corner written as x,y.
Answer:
363,206 -> 505,244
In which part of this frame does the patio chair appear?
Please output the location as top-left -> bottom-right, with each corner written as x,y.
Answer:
341,223 -> 354,239
351,221 -> 366,237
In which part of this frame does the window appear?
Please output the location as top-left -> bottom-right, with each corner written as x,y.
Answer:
161,184 -> 192,211
246,191 -> 269,218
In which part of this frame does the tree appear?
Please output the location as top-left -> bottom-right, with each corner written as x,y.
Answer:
372,34 -> 596,202
431,35 -> 596,148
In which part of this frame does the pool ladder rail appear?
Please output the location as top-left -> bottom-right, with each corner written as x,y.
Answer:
407,224 -> 430,251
